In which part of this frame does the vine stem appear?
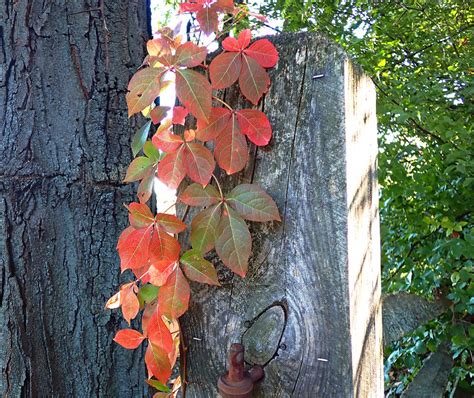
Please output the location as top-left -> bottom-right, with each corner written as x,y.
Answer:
212,95 -> 234,112
212,174 -> 224,199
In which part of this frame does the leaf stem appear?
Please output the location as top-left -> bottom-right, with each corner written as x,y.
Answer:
212,96 -> 234,112
212,174 -> 224,200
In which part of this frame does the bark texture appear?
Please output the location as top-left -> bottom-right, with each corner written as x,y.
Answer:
179,32 -> 382,397
0,1 -> 150,396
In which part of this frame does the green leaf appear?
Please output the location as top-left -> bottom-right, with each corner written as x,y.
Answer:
138,284 -> 160,304
227,184 -> 281,222
143,140 -> 162,162
191,204 -> 222,254
181,249 -> 220,286
175,68 -> 212,122
124,157 -> 155,182
215,204 -> 251,277
131,121 -> 152,157
146,378 -> 171,393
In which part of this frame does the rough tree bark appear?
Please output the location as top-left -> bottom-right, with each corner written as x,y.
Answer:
180,32 -> 382,397
0,1 -> 150,396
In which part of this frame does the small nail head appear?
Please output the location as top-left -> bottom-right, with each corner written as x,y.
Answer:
312,74 -> 325,79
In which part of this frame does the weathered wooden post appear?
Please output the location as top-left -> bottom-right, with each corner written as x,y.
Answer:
181,32 -> 382,397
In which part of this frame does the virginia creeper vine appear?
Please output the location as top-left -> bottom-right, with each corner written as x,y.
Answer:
106,1 -> 280,394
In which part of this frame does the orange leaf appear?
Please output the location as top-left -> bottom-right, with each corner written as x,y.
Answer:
118,225 -> 153,271
121,285 -> 140,324
127,202 -> 155,229
126,67 -> 166,117
175,42 -> 208,67
155,213 -> 187,234
214,114 -> 248,174
145,343 -> 172,384
175,68 -> 212,122
158,267 -> 190,319
196,107 -> 232,141
152,130 -> 184,153
114,329 -> 146,349
149,226 -> 181,271
172,106 -> 189,125
157,147 -> 186,189
184,143 -> 215,186
147,310 -> 173,352
149,261 -> 177,287
124,157 -> 155,182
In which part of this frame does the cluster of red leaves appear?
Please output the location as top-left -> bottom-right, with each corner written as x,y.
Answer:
109,1 -> 280,394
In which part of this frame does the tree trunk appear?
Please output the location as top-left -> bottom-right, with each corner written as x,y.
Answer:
180,32 -> 382,397
0,1 -> 150,396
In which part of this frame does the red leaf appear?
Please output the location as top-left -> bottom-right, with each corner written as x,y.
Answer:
118,226 -> 153,271
239,55 -> 270,105
190,204 -> 222,253
184,129 -> 196,142
214,114 -> 248,174
152,129 -> 184,153
226,184 -> 281,221
145,343 -> 172,384
237,29 -> 252,50
184,143 -> 215,186
244,39 -> 279,68
147,39 -> 171,58
133,265 -> 151,284
179,183 -> 221,206
196,6 -> 218,35
114,329 -> 146,349
127,202 -> 155,229
124,157 -> 155,182
196,107 -> 232,141
121,285 -> 140,324
172,106 -> 189,125
155,213 -> 187,234
215,0 -> 234,13
157,147 -> 186,189
147,310 -> 173,352
149,226 -> 181,271
149,261 -> 177,287
209,52 -> 242,89
222,36 -> 240,52
215,205 -> 251,277
236,109 -> 272,146
126,67 -> 166,117
175,42 -> 208,67
158,267 -> 190,319
181,249 -> 220,286
176,68 -> 212,122
117,226 -> 135,251
179,2 -> 202,13
150,106 -> 170,125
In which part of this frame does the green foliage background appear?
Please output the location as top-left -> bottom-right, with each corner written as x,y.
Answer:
255,0 -> 473,395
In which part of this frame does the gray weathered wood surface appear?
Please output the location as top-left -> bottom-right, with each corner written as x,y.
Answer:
180,32 -> 382,397
0,1 -> 150,396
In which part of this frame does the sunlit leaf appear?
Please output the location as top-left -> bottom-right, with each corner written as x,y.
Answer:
236,109 -> 272,146
127,202 -> 155,228
126,68 -> 166,117
157,147 -> 186,189
124,156 -> 155,182
176,68 -> 212,122
196,107 -> 232,141
149,225 -> 181,271
175,42 -> 208,67
145,343 -> 172,384
239,55 -> 270,105
209,52 -> 242,89
244,39 -> 279,68
147,310 -> 173,352
184,143 -> 215,186
155,213 -> 187,234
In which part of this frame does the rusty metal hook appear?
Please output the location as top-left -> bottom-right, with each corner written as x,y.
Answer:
217,343 -> 264,398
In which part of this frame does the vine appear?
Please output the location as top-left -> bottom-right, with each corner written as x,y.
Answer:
106,1 -> 280,395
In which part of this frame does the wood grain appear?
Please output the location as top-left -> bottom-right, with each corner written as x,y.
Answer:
180,32 -> 382,397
